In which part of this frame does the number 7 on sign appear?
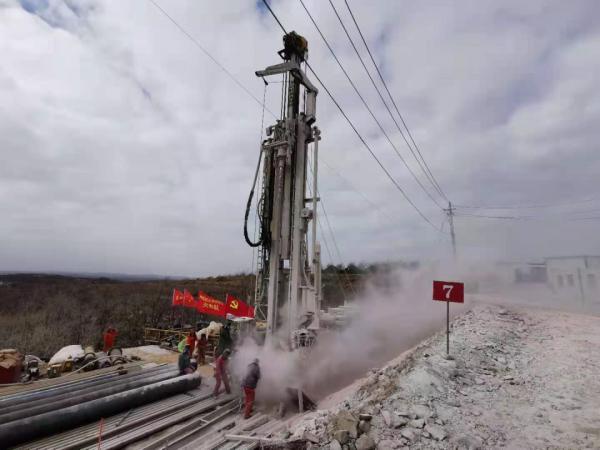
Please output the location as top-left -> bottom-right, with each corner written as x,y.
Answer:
443,284 -> 453,300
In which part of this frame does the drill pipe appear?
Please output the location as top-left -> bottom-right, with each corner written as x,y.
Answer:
0,365 -> 172,411
0,372 -> 201,447
0,368 -> 179,424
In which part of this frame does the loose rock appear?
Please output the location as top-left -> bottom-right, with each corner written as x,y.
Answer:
381,410 -> 393,427
333,430 -> 350,444
359,420 -> 371,434
331,411 -> 359,439
355,434 -> 376,450
400,428 -> 417,441
409,419 -> 425,429
425,423 -> 447,441
412,405 -> 432,418
329,440 -> 343,450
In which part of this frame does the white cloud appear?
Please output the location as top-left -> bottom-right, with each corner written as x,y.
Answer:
1,0 -> 599,276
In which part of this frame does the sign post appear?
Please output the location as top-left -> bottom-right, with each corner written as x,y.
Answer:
433,280 -> 464,356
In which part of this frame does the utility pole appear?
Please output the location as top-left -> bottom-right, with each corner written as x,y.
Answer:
446,202 -> 457,260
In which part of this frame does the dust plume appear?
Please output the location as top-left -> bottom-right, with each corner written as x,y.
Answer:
230,264 -> 468,403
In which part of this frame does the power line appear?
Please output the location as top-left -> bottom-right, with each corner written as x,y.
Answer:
317,216 -> 349,303
149,0 -> 277,119
454,196 -> 599,210
343,0 -> 448,200
262,1 -> 443,230
455,207 -> 600,221
329,0 -> 446,202
260,0 -> 288,34
320,158 -> 400,223
305,61 -> 442,230
306,156 -> 351,302
318,192 -> 358,297
296,0 -> 443,210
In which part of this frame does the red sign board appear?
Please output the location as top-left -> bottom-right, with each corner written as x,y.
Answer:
433,280 -> 464,303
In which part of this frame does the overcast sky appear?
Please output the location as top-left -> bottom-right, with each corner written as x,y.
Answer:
1,0 -> 599,277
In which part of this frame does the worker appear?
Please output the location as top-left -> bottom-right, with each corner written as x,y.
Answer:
241,358 -> 261,419
102,327 -> 117,352
196,333 -> 207,366
213,348 -> 231,397
186,330 -> 197,356
216,323 -> 232,356
178,345 -> 195,374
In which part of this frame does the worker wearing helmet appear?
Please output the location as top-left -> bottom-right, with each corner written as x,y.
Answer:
241,358 -> 261,419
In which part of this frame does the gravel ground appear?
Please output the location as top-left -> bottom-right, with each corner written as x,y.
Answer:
290,304 -> 600,449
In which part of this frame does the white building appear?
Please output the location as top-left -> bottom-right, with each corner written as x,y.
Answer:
546,256 -> 600,302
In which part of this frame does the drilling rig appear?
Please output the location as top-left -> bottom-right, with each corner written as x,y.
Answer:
245,32 -> 322,349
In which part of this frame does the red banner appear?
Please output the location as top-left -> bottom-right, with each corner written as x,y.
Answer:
183,289 -> 197,308
197,291 -> 227,317
172,289 -> 184,307
225,294 -> 255,318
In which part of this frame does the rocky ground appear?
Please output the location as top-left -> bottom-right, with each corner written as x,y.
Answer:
288,304 -> 600,449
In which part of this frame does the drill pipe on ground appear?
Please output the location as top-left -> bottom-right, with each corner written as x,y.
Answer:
0,367 -> 179,424
0,364 -> 171,411
0,372 -> 201,447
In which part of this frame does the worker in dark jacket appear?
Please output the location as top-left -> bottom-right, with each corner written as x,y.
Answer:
213,348 -> 231,397
241,358 -> 261,418
217,324 -> 232,356
178,345 -> 194,375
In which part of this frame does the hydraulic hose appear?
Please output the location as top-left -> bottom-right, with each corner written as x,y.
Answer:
244,149 -> 264,247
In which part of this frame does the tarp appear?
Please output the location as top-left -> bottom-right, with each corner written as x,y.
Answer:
48,345 -> 85,365
196,321 -> 223,339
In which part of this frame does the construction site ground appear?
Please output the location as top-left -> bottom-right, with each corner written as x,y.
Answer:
291,303 -> 600,449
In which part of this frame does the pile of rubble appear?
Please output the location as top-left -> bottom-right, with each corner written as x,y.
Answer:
288,304 -> 581,449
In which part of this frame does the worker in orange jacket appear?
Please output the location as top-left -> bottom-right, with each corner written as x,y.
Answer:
185,330 -> 196,357
103,327 -> 117,352
213,348 -> 231,397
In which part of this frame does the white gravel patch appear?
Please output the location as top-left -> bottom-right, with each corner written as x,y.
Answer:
291,304 -> 600,449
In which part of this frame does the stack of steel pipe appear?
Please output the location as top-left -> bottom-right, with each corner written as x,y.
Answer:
0,364 -> 201,447
17,391 -> 235,450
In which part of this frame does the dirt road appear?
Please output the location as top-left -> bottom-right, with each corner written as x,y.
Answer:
291,304 -> 600,449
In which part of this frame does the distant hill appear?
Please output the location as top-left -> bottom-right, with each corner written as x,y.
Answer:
0,261 -> 417,358
0,271 -> 181,282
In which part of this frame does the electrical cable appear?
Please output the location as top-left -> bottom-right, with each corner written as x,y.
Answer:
330,0 -> 445,201
261,0 -> 442,230
306,62 -> 442,230
455,208 -> 600,221
149,0 -> 277,119
454,196 -> 599,210
319,195 -> 358,297
297,0 -> 443,209
317,216 -> 349,303
307,166 -> 351,302
343,0 -> 448,200
320,158 -> 398,223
